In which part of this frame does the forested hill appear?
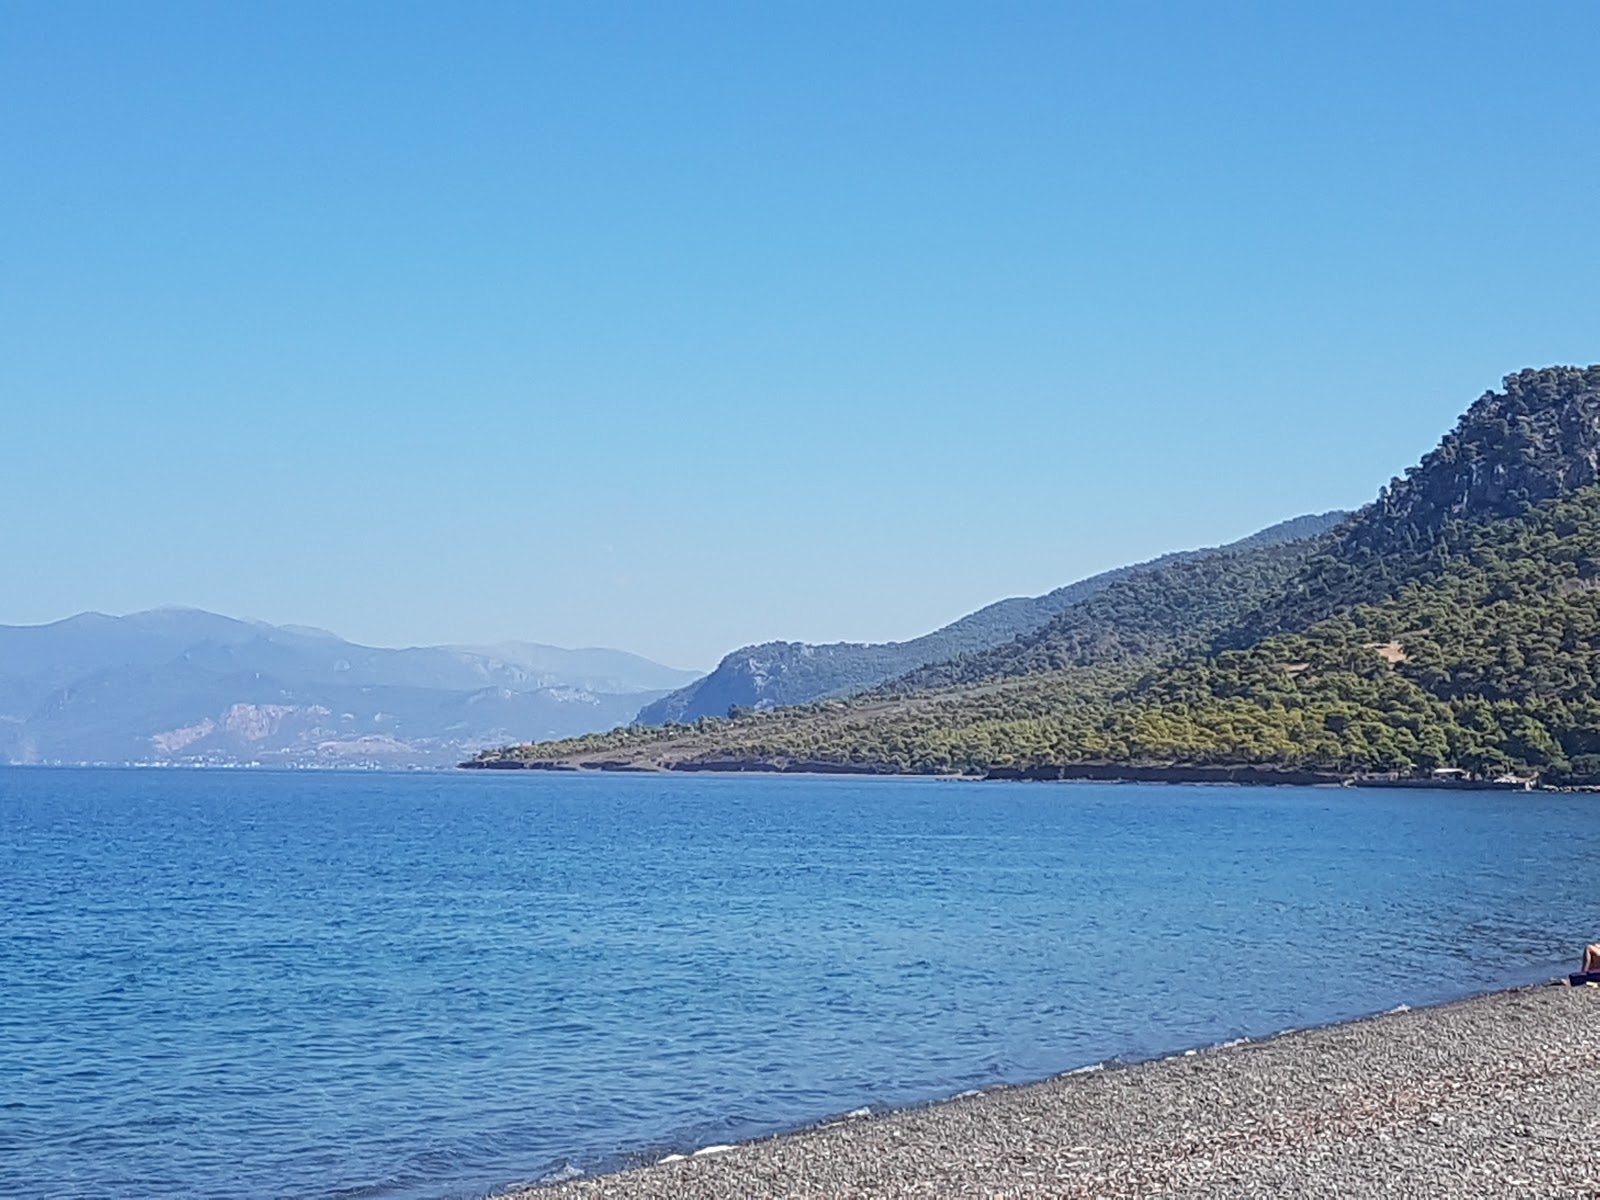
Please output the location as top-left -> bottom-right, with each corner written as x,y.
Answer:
635,511 -> 1344,725
471,366 -> 1600,785
929,363 -> 1600,693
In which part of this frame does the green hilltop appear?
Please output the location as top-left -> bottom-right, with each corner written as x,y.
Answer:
469,365 -> 1600,785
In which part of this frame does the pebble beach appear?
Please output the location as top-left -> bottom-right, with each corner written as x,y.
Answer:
514,983 -> 1600,1198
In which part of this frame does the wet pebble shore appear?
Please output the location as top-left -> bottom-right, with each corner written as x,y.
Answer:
511,984 -> 1600,1198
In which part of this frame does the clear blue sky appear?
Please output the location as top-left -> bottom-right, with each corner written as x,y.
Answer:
3,2 -> 1596,669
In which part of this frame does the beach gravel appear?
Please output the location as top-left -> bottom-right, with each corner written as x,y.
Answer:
510,984 -> 1600,1198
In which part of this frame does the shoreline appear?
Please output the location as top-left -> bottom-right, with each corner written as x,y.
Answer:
504,980 -> 1600,1198
459,757 -> 1341,784
460,757 -> 1569,791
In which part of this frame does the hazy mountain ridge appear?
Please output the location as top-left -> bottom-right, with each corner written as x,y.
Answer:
0,609 -> 694,766
636,512 -> 1345,725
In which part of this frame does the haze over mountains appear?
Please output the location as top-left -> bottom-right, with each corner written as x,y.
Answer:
4,513 -> 1358,770
0,609 -> 697,767
38,355 -> 1600,782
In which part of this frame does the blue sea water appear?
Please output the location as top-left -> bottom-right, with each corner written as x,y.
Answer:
4,768 -> 1600,1199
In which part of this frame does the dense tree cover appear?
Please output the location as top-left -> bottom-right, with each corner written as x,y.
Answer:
1140,484 -> 1600,777
472,367 -> 1600,784
469,666 -> 1145,773
889,535 -> 1331,691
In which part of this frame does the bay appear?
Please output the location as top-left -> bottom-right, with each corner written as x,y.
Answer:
3,767 -> 1598,1198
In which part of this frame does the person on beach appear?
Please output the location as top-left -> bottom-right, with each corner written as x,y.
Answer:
1586,944 -> 1600,975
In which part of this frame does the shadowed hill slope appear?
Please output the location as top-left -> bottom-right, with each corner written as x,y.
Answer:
636,512 -> 1345,724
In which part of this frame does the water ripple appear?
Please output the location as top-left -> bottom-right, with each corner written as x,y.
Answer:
3,768 -> 1599,1198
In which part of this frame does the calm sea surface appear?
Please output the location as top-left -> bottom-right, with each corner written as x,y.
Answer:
5,768 -> 1600,1198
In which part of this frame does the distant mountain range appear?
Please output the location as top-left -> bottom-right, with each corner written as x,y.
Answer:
636,511 -> 1347,725
0,609 -> 697,767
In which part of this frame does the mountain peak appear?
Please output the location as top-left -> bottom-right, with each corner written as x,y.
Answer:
1358,365 -> 1600,548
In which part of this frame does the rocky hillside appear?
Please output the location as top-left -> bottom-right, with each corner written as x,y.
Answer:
1231,365 -> 1600,643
